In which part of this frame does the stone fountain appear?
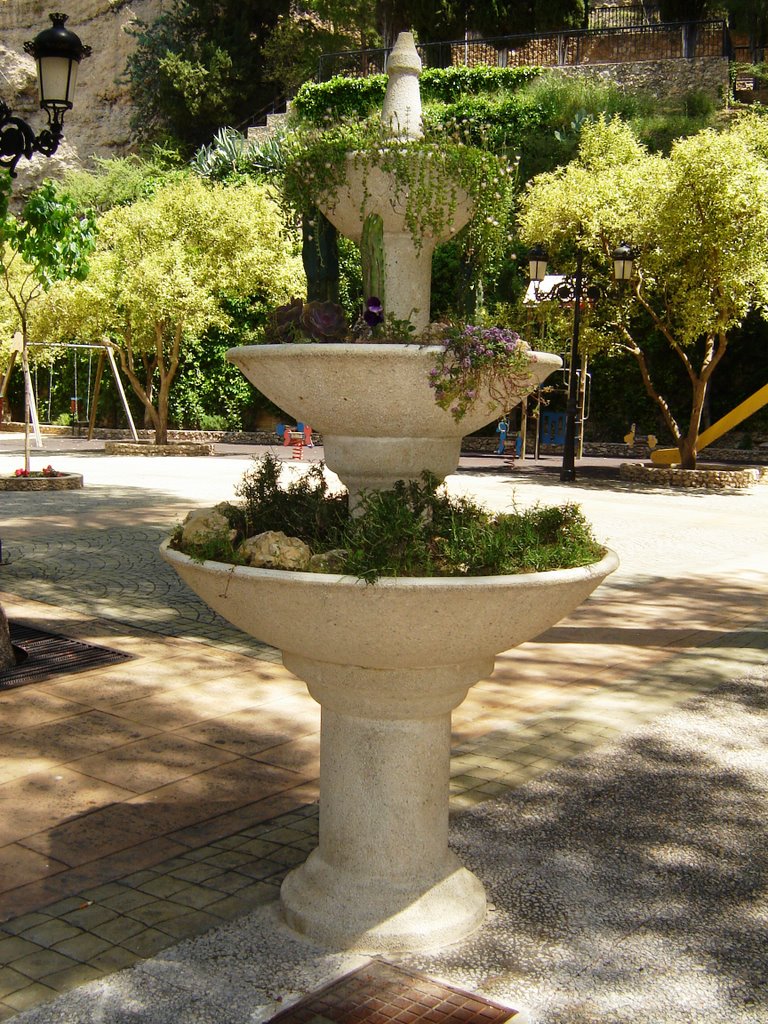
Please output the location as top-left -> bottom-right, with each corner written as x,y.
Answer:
162,33 -> 617,953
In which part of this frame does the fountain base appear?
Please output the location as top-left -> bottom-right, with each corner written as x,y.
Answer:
282,849 -> 486,953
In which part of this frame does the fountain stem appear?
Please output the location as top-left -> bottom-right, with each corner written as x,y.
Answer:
279,654 -> 490,952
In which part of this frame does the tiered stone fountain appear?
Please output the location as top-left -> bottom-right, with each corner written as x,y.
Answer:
161,34 -> 617,953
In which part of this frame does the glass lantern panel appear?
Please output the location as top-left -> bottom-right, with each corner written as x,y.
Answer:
38,56 -> 77,108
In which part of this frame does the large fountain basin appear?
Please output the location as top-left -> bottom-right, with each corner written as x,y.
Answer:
160,542 -> 617,674
161,541 -> 617,951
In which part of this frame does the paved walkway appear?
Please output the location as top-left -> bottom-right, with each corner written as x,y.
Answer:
0,436 -> 766,1021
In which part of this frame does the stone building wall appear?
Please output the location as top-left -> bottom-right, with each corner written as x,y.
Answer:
0,0 -> 163,194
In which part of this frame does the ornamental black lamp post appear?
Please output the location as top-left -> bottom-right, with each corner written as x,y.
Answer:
0,13 -> 91,177
528,242 -> 635,482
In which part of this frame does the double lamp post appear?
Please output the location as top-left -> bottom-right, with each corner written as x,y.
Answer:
527,241 -> 635,482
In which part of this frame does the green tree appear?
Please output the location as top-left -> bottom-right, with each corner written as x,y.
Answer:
125,0 -> 291,151
37,176 -> 304,444
518,115 -> 768,469
0,183 -> 96,471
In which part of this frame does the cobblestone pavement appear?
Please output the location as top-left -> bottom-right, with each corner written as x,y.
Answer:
0,439 -> 767,1020
0,486 -> 277,658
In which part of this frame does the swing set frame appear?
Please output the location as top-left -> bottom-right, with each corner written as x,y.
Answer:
0,340 -> 138,450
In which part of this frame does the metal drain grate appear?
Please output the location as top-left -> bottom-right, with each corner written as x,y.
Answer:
266,961 -> 520,1023
0,622 -> 134,691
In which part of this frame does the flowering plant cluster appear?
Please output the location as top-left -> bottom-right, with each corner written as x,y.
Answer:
428,324 -> 533,422
14,465 -> 64,478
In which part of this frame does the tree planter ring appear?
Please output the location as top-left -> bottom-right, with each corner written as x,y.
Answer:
0,473 -> 83,491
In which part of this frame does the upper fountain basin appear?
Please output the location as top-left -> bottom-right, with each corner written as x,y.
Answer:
227,344 -> 562,439
317,154 -> 473,243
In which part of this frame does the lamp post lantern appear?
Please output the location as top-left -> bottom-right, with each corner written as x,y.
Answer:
612,240 -> 634,282
528,243 -> 635,482
0,13 -> 91,177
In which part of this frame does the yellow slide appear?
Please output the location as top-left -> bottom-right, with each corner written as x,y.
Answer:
651,382 -> 768,464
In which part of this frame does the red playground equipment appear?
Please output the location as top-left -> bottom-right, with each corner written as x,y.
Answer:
276,422 -> 313,459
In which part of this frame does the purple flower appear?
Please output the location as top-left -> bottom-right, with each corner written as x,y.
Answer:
363,296 -> 384,328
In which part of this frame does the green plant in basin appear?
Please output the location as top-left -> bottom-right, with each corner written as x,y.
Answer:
172,455 -> 604,582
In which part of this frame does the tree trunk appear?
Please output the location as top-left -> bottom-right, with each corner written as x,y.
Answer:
678,373 -> 711,470
0,604 -> 15,672
678,437 -> 697,470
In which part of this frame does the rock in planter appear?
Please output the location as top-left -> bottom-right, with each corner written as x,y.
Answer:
181,510 -> 236,546
238,531 -> 311,570
308,549 -> 348,573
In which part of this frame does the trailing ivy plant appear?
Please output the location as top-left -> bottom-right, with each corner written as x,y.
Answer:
279,115 -> 517,272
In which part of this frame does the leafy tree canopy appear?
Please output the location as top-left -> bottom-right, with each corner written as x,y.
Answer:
0,182 -> 97,469
36,175 -> 304,443
518,114 -> 768,467
125,0 -> 291,151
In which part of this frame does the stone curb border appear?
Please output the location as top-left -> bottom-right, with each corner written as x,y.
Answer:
0,473 -> 84,491
619,462 -> 766,489
103,442 -> 214,457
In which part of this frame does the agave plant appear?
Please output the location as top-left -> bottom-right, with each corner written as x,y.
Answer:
190,127 -> 290,183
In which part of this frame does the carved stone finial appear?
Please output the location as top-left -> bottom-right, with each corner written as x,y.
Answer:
381,31 -> 423,140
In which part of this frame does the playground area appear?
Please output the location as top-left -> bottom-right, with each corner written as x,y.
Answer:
0,435 -> 766,1022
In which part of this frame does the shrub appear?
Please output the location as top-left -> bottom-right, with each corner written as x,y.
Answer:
174,456 -> 605,582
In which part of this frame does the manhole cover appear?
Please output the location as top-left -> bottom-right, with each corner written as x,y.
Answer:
0,622 -> 134,691
267,961 -> 520,1023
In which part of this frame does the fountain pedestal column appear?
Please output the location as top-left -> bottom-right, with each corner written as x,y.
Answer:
280,654 -> 492,952
161,543 -> 619,953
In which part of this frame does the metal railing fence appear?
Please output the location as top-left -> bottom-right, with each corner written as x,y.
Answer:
587,5 -> 662,29
318,20 -> 729,81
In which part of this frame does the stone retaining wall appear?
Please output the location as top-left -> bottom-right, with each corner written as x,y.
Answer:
103,441 -> 215,457
553,56 -> 729,102
619,462 -> 767,489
